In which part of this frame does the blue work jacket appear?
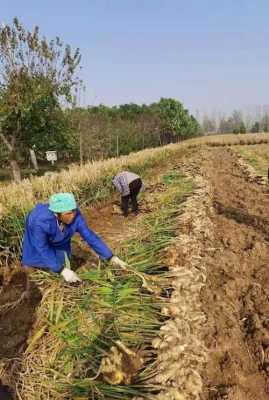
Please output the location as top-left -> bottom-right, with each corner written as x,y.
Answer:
22,204 -> 113,272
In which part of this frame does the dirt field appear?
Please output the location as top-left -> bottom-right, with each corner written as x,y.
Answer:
0,270 -> 41,397
0,271 -> 41,359
197,147 -> 269,399
2,145 -> 269,399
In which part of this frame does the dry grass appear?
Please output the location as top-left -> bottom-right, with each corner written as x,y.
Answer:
1,133 -> 269,219
199,132 -> 269,147
0,146 -> 181,217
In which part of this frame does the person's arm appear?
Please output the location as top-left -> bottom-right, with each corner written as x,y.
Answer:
76,215 -> 113,260
31,224 -> 63,272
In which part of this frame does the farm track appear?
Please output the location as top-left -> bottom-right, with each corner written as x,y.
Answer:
197,147 -> 269,399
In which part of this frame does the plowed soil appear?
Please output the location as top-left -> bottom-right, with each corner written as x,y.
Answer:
199,147 -> 269,399
0,270 -> 41,398
0,270 -> 41,359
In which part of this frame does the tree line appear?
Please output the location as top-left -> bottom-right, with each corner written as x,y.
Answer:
202,110 -> 269,135
69,99 -> 201,164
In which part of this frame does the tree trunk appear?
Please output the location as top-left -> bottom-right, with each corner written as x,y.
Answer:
10,159 -> 21,182
79,129 -> 84,166
0,133 -> 22,182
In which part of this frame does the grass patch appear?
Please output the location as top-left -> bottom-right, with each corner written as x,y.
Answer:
233,144 -> 269,176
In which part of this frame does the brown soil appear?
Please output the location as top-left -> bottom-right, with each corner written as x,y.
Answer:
84,182 -> 166,246
198,147 -> 269,399
0,270 -> 41,359
0,270 -> 41,399
84,202 -> 136,248
71,199 -> 148,268
72,181 -> 167,265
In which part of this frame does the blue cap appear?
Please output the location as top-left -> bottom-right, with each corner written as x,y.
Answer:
48,193 -> 77,213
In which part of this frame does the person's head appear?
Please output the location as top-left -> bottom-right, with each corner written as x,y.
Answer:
48,193 -> 77,224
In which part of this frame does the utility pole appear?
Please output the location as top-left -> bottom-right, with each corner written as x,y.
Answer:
116,135 -> 119,157
77,85 -> 85,166
79,121 -> 83,166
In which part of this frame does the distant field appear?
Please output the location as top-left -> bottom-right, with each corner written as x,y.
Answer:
233,144 -> 269,176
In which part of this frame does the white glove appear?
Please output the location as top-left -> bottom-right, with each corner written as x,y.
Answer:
110,256 -> 127,270
61,268 -> 81,283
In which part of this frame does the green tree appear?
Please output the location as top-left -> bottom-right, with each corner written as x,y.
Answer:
219,117 -> 234,133
251,122 -> 260,133
261,114 -> 269,132
202,116 -> 216,134
155,98 -> 200,143
69,99 -> 201,162
232,110 -> 243,130
239,122 -> 246,133
0,17 -> 81,181
219,111 -> 246,134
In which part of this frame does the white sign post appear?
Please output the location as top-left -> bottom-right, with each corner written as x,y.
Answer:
29,149 -> 38,171
46,151 -> 57,166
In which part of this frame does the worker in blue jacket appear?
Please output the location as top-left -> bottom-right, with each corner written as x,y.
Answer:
22,192 -> 126,283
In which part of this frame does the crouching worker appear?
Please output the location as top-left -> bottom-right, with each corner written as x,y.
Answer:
112,171 -> 144,217
22,193 -> 126,283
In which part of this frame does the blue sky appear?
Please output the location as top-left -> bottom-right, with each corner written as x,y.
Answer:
2,0 -> 269,116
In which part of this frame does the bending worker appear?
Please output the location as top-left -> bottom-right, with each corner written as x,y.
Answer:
112,171 -> 143,217
22,192 -> 126,283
